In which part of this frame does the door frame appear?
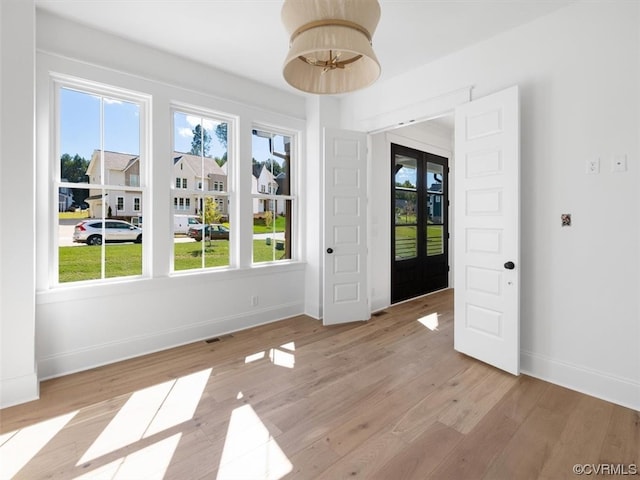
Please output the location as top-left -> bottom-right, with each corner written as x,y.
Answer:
390,142 -> 451,304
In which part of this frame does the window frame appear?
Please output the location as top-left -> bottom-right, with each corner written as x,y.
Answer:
51,74 -> 151,287
170,104 -> 236,274
251,124 -> 298,265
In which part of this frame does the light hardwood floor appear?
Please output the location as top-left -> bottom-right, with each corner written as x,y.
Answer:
1,289 -> 638,479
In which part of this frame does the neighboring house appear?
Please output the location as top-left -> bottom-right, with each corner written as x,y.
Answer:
58,180 -> 74,212
84,150 -> 229,219
252,164 -> 279,214
172,152 -> 228,216
85,150 -> 140,218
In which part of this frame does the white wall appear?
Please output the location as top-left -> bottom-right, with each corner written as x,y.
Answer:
33,11 -> 308,381
0,1 -> 39,408
344,1 -> 640,409
303,96 -> 340,319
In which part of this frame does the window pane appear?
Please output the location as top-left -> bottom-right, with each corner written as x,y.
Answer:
104,97 -> 140,159
58,86 -> 144,284
253,200 -> 291,263
395,226 -> 417,260
59,187 -> 143,283
59,88 -> 99,183
427,225 -> 444,256
173,111 -> 229,272
174,196 -> 230,271
252,130 -> 290,196
252,129 -> 292,264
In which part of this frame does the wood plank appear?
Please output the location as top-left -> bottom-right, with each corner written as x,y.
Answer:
0,289 -> 635,480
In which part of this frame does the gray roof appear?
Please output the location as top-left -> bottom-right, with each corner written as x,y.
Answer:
88,150 -> 225,177
88,150 -> 139,174
173,152 -> 225,177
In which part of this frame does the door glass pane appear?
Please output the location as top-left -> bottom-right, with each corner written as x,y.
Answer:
427,225 -> 444,256
395,226 -> 417,259
427,194 -> 444,224
395,191 -> 417,225
427,162 -> 443,193
395,154 -> 417,229
395,155 -> 417,189
426,162 -> 445,256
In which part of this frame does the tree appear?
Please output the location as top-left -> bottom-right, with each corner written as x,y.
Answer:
202,197 -> 221,225
190,124 -> 212,157
215,123 -> 227,149
60,153 -> 89,183
252,158 -> 283,176
60,153 -> 90,206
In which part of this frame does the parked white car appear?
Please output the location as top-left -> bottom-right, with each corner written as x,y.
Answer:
73,219 -> 142,245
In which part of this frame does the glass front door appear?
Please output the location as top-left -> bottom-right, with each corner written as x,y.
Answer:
391,143 -> 449,303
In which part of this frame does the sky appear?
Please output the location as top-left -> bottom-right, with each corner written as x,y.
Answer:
59,87 -> 281,170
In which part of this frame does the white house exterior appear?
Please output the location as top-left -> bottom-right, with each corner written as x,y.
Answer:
172,152 -> 227,217
252,164 -> 284,215
85,150 -> 141,218
84,150 -> 229,219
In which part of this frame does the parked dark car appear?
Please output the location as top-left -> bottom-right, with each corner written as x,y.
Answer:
187,223 -> 230,242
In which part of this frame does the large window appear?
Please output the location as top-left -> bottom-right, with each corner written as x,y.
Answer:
251,128 -> 294,263
56,82 -> 147,284
172,110 -> 230,272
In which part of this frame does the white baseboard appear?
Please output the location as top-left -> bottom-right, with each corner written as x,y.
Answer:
521,350 -> 640,411
0,372 -> 39,409
38,302 -> 304,381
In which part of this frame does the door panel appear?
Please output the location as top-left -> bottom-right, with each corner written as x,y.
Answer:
454,85 -> 520,375
323,128 -> 369,325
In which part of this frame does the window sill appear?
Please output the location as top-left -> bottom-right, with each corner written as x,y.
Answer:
37,261 -> 306,305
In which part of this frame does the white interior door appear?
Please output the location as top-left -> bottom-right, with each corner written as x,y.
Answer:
323,128 -> 370,325
454,85 -> 520,375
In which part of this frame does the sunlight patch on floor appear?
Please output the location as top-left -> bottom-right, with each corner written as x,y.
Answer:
417,312 -> 439,331
78,368 -> 211,464
0,410 -> 78,479
73,433 -> 182,480
244,342 -> 296,369
216,404 -> 292,480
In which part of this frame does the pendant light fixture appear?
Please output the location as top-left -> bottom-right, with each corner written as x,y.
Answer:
281,0 -> 381,95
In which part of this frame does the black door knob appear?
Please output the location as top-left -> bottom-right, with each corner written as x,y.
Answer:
327,248 -> 334,254
504,261 -> 515,270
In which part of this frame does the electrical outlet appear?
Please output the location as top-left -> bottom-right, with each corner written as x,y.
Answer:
586,158 -> 599,174
251,295 -> 259,306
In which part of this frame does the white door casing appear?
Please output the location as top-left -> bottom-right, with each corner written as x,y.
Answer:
323,128 -> 370,326
454,85 -> 520,375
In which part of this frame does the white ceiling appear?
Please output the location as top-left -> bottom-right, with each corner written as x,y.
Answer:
35,0 -> 574,95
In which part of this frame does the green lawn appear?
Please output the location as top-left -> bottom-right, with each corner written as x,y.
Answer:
252,215 -> 286,234
59,239 -> 287,282
395,225 -> 444,258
